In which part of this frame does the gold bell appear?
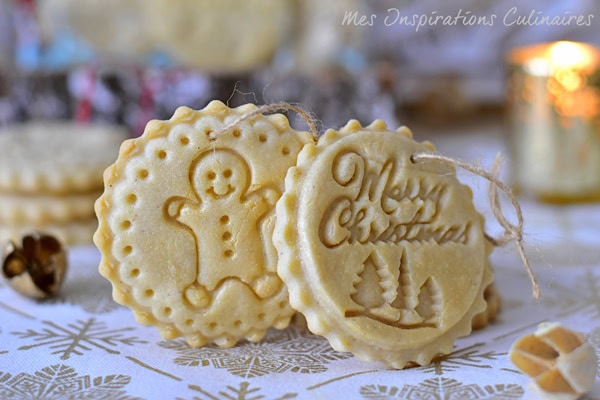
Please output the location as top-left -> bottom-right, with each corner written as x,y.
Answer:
1,233 -> 67,299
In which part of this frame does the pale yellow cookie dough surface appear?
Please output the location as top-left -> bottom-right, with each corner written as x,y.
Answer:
38,0 -> 154,58
147,0 -> 291,73
0,219 -> 97,246
0,122 -> 127,194
472,282 -> 501,330
274,120 -> 492,368
95,101 -> 312,347
472,241 -> 501,331
0,191 -> 100,224
40,0 -> 290,71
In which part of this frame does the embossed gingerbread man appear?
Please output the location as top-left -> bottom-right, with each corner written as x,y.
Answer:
165,149 -> 280,308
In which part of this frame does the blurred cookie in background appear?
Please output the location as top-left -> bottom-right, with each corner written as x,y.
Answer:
0,121 -> 126,245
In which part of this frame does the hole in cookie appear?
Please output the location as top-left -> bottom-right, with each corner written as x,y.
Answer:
123,245 -> 133,255
145,289 -> 154,297
223,249 -> 234,258
258,133 -> 267,143
278,301 -> 287,309
185,319 -> 193,326
282,146 -> 290,155
204,128 -> 213,136
164,307 -> 172,316
131,268 -> 140,277
138,169 -> 149,179
220,215 -> 230,224
207,171 -> 216,180
209,322 -> 217,330
157,149 -> 167,160
179,136 -> 190,145
232,129 -> 241,138
223,169 -> 232,178
126,194 -> 137,205
222,231 -> 232,241
121,220 -> 132,230
233,320 -> 242,328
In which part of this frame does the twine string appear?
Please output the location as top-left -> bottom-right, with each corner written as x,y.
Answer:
411,152 -> 540,299
207,102 -> 319,141
487,155 -> 512,246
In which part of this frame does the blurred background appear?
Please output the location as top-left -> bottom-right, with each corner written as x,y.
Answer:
0,0 -> 599,258
0,0 -> 597,133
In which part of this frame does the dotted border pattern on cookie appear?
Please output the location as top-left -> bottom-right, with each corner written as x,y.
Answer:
95,101 -> 313,347
274,119 -> 494,368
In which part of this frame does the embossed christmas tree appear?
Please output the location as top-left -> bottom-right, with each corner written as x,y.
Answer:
346,251 -> 441,328
348,253 -> 399,322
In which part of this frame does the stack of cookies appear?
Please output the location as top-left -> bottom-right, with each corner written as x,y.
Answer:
0,122 -> 127,245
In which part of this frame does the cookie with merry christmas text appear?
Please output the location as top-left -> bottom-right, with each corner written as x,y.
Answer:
274,120 -> 493,368
95,101 -> 312,347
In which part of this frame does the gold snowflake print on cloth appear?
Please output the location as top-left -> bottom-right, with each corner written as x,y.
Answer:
11,318 -> 146,360
159,326 -> 352,378
543,269 -> 600,319
0,364 -> 142,399
181,381 -> 297,400
419,342 -> 506,375
360,378 -> 524,399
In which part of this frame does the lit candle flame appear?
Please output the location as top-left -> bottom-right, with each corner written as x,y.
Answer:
547,41 -> 598,70
509,41 -> 600,76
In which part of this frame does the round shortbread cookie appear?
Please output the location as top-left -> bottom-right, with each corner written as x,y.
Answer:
0,122 -> 127,194
0,191 -> 100,224
95,101 -> 312,347
39,0 -> 290,72
146,0 -> 291,73
38,0 -> 154,59
274,120 -> 492,368
0,219 -> 97,246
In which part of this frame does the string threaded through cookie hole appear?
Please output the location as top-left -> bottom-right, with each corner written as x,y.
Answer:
205,102 -> 319,142
411,152 -> 538,299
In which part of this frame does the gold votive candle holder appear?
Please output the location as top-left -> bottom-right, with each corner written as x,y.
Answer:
507,41 -> 600,203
